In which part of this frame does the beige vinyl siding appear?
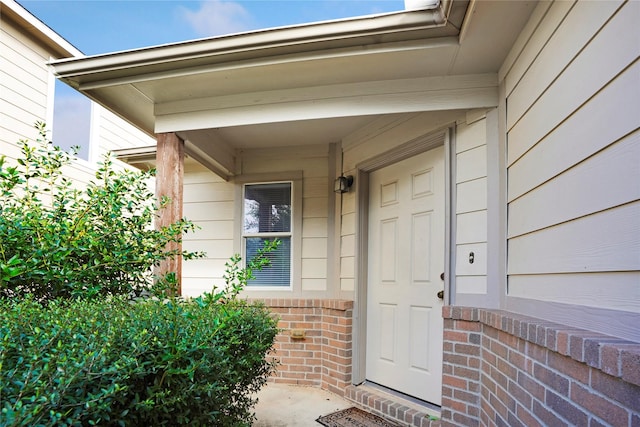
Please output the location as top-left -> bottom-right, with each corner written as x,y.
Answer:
340,111 -> 463,295
503,0 -> 640,314
242,144 -> 330,294
94,107 -> 155,159
1,15 -> 50,155
1,13 -> 97,186
506,0 -> 636,165
301,176 -> 330,291
454,116 -> 488,295
181,144 -> 332,298
1,9 -> 154,189
339,191 -> 357,293
181,162 -> 236,297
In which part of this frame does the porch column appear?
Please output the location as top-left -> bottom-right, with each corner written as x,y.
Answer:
155,132 -> 184,295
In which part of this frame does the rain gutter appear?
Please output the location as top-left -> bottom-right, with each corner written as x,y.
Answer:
50,2 -> 447,85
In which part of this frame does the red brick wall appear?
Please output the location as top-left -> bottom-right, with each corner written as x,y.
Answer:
252,299 -> 353,396
442,307 -> 640,427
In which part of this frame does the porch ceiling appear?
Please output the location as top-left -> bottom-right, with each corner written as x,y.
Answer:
51,0 -> 536,179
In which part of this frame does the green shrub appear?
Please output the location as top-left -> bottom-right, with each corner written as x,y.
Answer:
0,122 -> 202,301
1,244 -> 280,426
0,295 -> 278,426
0,122 -> 282,425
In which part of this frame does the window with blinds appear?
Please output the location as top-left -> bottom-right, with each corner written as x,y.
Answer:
243,182 -> 292,287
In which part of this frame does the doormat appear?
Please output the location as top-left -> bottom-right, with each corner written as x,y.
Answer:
316,407 -> 401,427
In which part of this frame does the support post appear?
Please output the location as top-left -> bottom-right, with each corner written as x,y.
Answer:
155,132 -> 184,295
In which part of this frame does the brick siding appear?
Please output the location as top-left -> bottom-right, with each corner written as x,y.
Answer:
250,299 -> 353,395
442,307 -> 640,427
345,385 -> 441,427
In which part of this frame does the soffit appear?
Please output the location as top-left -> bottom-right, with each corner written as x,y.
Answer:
51,3 -> 470,136
448,0 -> 538,75
50,1 -> 538,136
53,8 -> 458,88
131,41 -> 459,104
49,0 -> 537,178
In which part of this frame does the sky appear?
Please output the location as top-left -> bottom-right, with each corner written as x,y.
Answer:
19,0 -> 406,56
17,0 -> 405,158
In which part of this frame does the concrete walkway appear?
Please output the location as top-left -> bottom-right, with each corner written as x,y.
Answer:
253,383 -> 351,426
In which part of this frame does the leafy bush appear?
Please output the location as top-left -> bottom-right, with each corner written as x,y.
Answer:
0,124 -> 280,425
1,291 -> 278,426
0,122 -> 202,301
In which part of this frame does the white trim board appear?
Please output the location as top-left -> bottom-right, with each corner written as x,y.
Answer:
506,296 -> 640,343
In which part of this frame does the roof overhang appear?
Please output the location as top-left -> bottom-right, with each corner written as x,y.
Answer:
49,0 -> 537,178
2,0 -> 82,58
52,0 -> 455,86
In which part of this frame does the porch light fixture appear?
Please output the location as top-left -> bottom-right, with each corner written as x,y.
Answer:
334,175 -> 354,194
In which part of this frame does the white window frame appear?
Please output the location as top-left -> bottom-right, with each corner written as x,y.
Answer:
48,69 -> 96,164
242,181 -> 293,289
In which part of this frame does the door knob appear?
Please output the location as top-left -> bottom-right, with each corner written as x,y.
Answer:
437,290 -> 444,299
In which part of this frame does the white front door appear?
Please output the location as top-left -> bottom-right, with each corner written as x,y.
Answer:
366,146 -> 445,405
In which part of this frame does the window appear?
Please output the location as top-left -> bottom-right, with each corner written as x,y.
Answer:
243,182 -> 292,287
52,79 -> 91,160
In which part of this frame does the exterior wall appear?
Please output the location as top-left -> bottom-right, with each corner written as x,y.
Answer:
1,9 -> 53,161
0,1 -> 154,186
242,144 -> 332,296
498,0 -> 640,340
181,161 -> 236,296
256,299 -> 353,395
92,106 -> 156,162
340,110 -> 464,297
454,113 -> 489,296
181,144 -> 334,299
441,307 -> 640,427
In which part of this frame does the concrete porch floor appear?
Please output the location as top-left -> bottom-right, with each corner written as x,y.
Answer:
253,383 -> 351,426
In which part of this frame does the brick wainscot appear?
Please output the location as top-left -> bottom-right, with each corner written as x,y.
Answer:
249,300 -> 640,427
442,307 -> 640,427
252,299 -> 354,396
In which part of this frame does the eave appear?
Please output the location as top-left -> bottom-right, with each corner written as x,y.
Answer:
1,0 -> 81,58
47,0 -> 537,178
49,1 -> 468,139
51,3 -> 450,87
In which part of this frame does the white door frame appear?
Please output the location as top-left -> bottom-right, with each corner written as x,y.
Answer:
351,127 -> 454,388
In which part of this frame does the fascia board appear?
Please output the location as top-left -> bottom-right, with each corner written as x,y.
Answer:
50,7 -> 446,80
1,0 -> 82,58
154,85 -> 498,132
76,37 -> 459,91
111,145 -> 157,160
154,73 -> 497,117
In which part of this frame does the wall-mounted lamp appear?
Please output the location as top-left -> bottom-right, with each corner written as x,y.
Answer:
334,175 -> 354,194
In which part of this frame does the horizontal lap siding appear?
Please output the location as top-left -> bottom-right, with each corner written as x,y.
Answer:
94,108 -> 155,159
456,117 -> 488,295
1,14 -> 154,188
1,17 -> 50,157
243,146 -> 331,292
504,0 -> 640,312
0,16 -> 99,185
181,146 -> 331,297
181,163 -> 236,297
339,191 -> 356,292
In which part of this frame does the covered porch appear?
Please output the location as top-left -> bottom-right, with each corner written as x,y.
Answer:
51,1 -> 536,425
